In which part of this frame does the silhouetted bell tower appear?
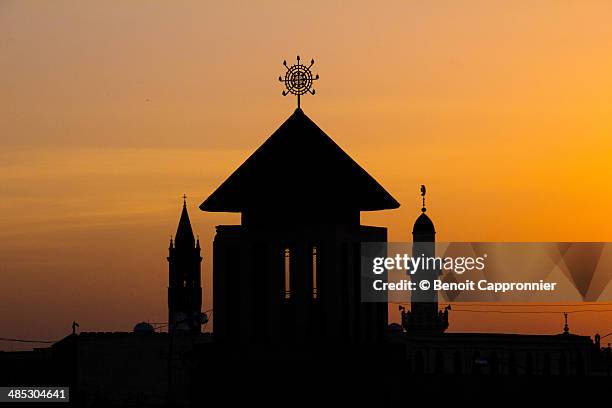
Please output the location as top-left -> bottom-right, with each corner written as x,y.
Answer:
200,108 -> 399,345
200,59 -> 399,345
167,197 -> 203,333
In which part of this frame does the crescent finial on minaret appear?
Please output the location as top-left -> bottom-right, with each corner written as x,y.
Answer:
420,185 -> 427,212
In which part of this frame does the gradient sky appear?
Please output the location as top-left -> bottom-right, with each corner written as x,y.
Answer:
2,1 -> 612,350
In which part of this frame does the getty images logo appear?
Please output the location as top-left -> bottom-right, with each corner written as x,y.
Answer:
372,253 -> 488,275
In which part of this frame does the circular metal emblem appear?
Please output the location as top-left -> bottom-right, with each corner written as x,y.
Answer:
278,56 -> 319,108
283,63 -> 314,96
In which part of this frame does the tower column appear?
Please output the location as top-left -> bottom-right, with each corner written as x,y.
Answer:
167,197 -> 203,334
403,186 -> 449,334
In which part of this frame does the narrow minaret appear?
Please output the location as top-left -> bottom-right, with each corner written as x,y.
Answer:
402,185 -> 449,334
167,195 -> 203,333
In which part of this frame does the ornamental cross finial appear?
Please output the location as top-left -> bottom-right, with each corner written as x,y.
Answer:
278,56 -> 319,109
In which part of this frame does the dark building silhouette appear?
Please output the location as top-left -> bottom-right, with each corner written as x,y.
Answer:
201,107 -> 398,345
392,196 -> 598,378
167,198 -> 202,333
401,192 -> 449,333
1,108 -> 612,407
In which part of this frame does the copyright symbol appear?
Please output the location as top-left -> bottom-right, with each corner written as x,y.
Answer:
419,280 -> 431,290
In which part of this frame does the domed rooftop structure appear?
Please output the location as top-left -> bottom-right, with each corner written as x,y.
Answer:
412,185 -> 436,240
133,322 -> 155,334
413,212 -> 435,234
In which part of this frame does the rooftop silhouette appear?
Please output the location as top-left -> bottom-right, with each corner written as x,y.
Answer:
200,108 -> 400,214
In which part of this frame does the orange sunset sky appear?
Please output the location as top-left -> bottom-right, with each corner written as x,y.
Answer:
2,1 -> 612,349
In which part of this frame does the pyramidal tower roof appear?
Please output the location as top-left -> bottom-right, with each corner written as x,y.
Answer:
175,199 -> 195,247
200,109 -> 400,213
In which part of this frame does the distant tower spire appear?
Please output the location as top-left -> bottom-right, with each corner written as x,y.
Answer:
167,198 -> 202,333
420,185 -> 427,212
175,196 -> 195,248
